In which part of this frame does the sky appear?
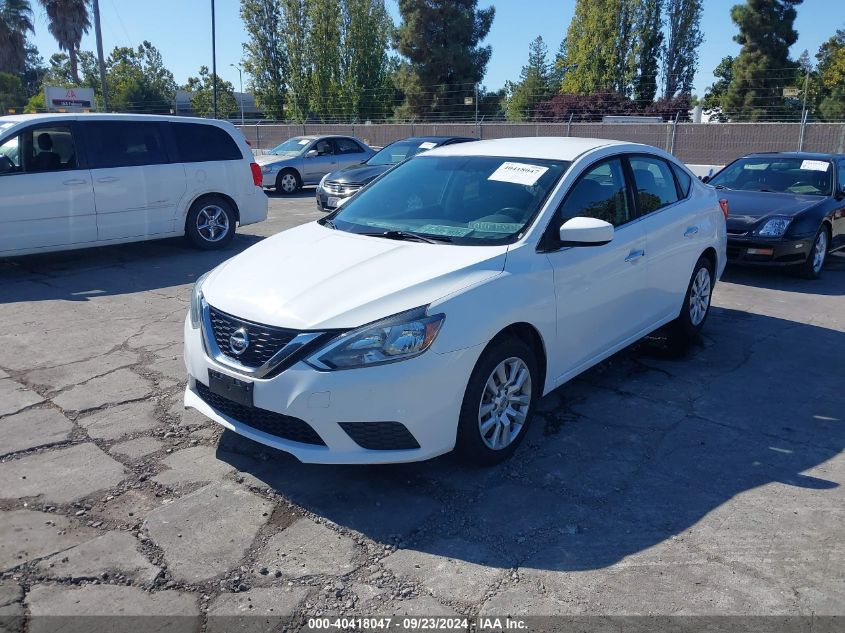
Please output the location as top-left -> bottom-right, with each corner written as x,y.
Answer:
26,0 -> 843,99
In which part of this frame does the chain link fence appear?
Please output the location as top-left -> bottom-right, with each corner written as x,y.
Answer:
236,122 -> 845,166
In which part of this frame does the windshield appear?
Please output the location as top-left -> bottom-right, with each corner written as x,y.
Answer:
710,157 -> 833,196
325,155 -> 570,245
269,137 -> 311,156
367,139 -> 441,166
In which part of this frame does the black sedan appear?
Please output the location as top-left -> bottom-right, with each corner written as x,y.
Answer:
706,152 -> 845,278
316,136 -> 476,211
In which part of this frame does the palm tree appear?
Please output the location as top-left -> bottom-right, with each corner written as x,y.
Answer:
39,0 -> 90,83
0,0 -> 34,74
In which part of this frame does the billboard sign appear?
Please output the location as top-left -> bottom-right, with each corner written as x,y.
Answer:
44,86 -> 95,112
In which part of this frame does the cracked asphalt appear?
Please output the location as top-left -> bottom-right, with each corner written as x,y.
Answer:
1,189 -> 843,630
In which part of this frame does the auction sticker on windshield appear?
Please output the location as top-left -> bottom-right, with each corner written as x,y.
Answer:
419,141 -> 437,150
488,161 -> 548,186
800,159 -> 829,172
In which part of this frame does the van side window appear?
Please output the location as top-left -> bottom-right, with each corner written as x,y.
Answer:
630,156 -> 680,213
85,122 -> 167,169
172,123 -> 243,162
559,158 -> 631,227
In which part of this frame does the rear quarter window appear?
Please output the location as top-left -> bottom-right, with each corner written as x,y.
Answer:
671,162 -> 693,196
172,123 -> 243,162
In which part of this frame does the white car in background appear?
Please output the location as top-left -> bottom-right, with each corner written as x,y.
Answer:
0,113 -> 267,256
184,137 -> 726,465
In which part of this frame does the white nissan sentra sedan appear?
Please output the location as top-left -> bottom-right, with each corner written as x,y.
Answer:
184,137 -> 727,465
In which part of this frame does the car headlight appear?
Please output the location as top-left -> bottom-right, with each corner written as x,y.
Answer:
189,271 -> 211,329
261,163 -> 279,174
306,308 -> 445,370
319,173 -> 329,188
757,217 -> 792,237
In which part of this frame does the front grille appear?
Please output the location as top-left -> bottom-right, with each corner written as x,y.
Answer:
196,381 -> 326,446
339,422 -> 420,450
207,305 -> 298,369
323,181 -> 362,196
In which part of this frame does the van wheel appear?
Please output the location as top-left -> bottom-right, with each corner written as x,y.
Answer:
185,197 -> 236,250
456,338 -> 538,466
276,169 -> 300,194
667,255 -> 714,344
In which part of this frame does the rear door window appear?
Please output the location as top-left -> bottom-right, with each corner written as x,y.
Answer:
335,137 -> 364,154
172,122 -> 243,162
85,121 -> 168,168
629,156 -> 680,214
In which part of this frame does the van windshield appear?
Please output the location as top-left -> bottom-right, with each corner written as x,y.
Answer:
323,155 -> 570,245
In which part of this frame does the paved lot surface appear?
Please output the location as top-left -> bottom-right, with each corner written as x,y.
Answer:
1,190 -> 844,629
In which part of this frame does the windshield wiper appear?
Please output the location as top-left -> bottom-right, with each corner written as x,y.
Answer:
361,230 -> 451,244
320,218 -> 337,229
713,184 -> 729,190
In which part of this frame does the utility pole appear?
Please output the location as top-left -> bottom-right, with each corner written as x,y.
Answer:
211,0 -> 218,118
92,0 -> 108,111
798,66 -> 810,151
231,63 -> 244,125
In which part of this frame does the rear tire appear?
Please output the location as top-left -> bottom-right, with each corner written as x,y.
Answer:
667,255 -> 714,345
185,196 -> 236,250
797,225 -> 829,280
456,337 -> 539,466
276,169 -> 301,195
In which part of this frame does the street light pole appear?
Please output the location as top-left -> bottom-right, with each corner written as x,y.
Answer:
211,0 -> 217,118
92,0 -> 108,111
231,63 -> 244,126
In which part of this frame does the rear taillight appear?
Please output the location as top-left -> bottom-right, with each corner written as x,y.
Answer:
250,163 -> 262,187
719,198 -> 729,219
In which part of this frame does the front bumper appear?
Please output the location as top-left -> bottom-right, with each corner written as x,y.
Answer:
315,187 -> 351,212
726,233 -> 813,267
260,169 -> 278,188
182,316 -> 482,464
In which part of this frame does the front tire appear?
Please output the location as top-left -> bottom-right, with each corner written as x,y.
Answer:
456,338 -> 539,466
797,225 -> 829,280
275,169 -> 300,195
185,196 -> 236,250
667,255 -> 714,344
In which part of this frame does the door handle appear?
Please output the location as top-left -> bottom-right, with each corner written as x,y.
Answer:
97,176 -> 119,183
625,249 -> 645,262
684,226 -> 699,237
62,178 -> 86,185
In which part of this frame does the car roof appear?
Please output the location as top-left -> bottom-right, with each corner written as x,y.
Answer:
0,112 -> 234,125
424,137 -> 634,161
746,151 -> 844,161
391,136 -> 477,144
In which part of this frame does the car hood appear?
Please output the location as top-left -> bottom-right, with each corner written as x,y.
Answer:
254,154 -> 298,167
202,222 -> 508,330
326,163 -> 390,184
722,190 -> 825,230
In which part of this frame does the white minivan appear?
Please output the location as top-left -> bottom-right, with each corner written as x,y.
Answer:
0,113 -> 268,256
184,137 -> 727,465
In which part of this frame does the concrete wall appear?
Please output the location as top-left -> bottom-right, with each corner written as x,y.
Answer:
236,122 -> 845,165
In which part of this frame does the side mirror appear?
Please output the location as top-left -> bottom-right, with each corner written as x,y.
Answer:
305,149 -> 318,158
559,217 -> 614,247
700,175 -> 711,184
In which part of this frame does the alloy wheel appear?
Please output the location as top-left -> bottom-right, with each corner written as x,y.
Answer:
478,357 -> 532,451
196,205 -> 229,243
812,230 -> 827,274
689,266 -> 711,327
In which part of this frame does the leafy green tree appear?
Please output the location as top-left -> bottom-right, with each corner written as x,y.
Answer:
0,0 -> 34,74
550,39 -> 567,92
42,49 -> 99,89
106,41 -> 177,113
186,65 -> 238,119
306,0 -> 342,120
240,0 -> 286,119
815,29 -> 845,121
661,0 -> 703,98
393,0 -> 495,119
280,0 -> 310,121
701,55 -> 734,120
0,70 -> 23,111
632,0 -> 663,103
505,36 -> 554,121
724,0 -> 802,121
341,0 -> 393,121
38,0 -> 90,83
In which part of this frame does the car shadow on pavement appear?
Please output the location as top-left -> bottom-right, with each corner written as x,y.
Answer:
0,233 -> 265,304
264,188 -> 317,201
722,250 -> 845,296
218,306 -> 844,572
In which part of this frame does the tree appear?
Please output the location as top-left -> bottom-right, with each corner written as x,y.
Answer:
661,0 -> 703,98
340,0 -> 393,121
700,55 -> 734,120
724,0 -> 802,121
393,0 -> 495,119
240,0 -> 286,119
0,70 -> 23,111
106,41 -> 177,113
632,0 -> 663,103
505,36 -> 554,121
186,66 -> 238,118
39,0 -> 91,83
280,0 -> 309,121
306,0 -> 342,120
20,41 -> 46,96
815,29 -> 845,121
0,0 -> 34,74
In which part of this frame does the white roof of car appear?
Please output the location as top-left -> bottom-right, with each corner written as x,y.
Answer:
0,112 -> 230,126
424,136 -> 640,161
